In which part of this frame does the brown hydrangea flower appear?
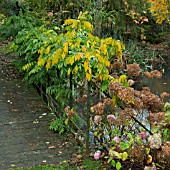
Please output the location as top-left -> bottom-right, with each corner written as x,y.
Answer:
64,106 -> 76,119
144,70 -> 162,79
127,64 -> 140,77
112,61 -> 124,70
94,115 -> 102,125
160,92 -> 169,99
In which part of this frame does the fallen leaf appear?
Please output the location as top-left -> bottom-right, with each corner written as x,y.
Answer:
10,164 -> 16,167
33,119 -> 39,124
11,109 -> 19,112
57,151 -> 62,155
48,145 -> 56,149
49,155 -> 54,158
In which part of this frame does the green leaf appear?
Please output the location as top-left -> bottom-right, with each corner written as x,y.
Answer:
116,162 -> 122,170
166,111 -> 170,122
108,158 -> 112,163
111,160 -> 116,167
100,84 -> 108,91
120,142 -> 129,150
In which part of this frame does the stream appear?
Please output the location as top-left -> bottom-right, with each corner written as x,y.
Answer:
142,66 -> 170,97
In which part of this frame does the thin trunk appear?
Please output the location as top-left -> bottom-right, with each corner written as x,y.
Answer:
94,0 -> 102,37
86,81 -> 91,156
69,72 -> 73,108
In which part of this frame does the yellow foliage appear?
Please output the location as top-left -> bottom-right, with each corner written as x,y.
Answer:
67,68 -> 71,75
64,19 -> 74,25
86,72 -> 91,81
63,42 -> 68,53
82,46 -> 87,52
99,74 -> 109,81
62,52 -> 66,59
76,39 -> 81,48
56,39 -> 61,44
104,60 -> 110,67
45,46 -> 51,55
72,20 -> 79,28
87,40 -> 91,48
119,75 -> 127,83
100,44 -> 107,55
66,56 -> 74,65
38,57 -> 46,66
46,61 -> 51,70
52,49 -> 62,65
96,54 -> 103,63
87,33 -> 94,39
22,63 -> 33,71
65,31 -> 76,39
38,48 -> 44,55
75,53 -> 81,61
73,65 -> 79,73
71,44 -> 75,50
83,21 -> 93,32
88,67 -> 92,74
103,37 -> 114,45
112,96 -> 117,107
148,0 -> 170,24
116,41 -> 125,61
84,60 -> 89,71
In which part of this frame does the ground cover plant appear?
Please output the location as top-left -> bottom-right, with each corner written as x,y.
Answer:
0,1 -> 170,169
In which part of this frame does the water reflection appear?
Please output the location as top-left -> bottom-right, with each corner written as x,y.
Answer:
142,67 -> 170,95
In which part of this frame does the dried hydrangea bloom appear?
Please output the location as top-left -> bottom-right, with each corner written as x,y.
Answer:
144,70 -> 162,79
147,112 -> 168,129
112,61 -> 124,70
128,79 -> 135,86
144,164 -> 157,170
93,102 -> 105,115
119,108 -> 134,124
160,92 -> 169,99
109,82 -> 135,107
107,114 -> 116,123
94,115 -> 102,125
140,88 -> 164,112
109,82 -> 119,95
127,64 -> 140,77
64,106 -> 76,118
148,133 -> 162,149
103,98 -> 112,105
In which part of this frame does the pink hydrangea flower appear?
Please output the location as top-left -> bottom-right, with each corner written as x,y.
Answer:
113,136 -> 121,143
107,114 -> 116,123
140,131 -> 147,139
94,115 -> 102,125
94,150 -> 101,160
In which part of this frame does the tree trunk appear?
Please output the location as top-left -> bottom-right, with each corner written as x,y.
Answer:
86,81 -> 91,157
94,0 -> 102,37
